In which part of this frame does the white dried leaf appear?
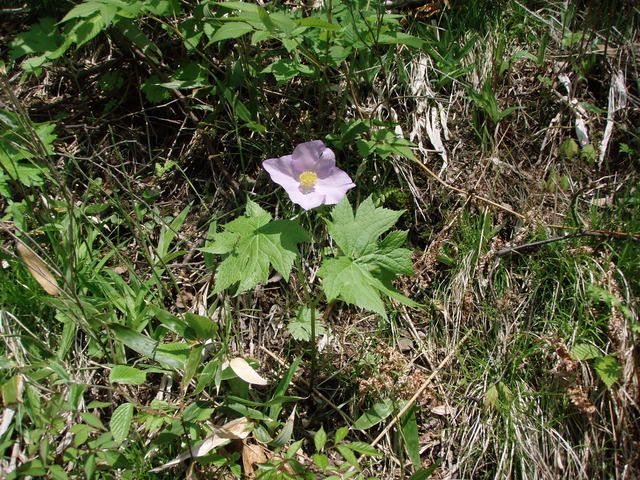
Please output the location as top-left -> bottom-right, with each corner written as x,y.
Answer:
575,116 -> 589,147
431,404 -> 454,416
599,70 -> 628,166
16,240 -> 59,296
150,417 -> 252,472
226,358 -> 268,385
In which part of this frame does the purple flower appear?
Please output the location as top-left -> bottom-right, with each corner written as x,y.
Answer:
263,141 -> 356,210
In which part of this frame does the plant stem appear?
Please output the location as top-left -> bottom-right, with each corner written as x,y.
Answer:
294,253 -> 318,393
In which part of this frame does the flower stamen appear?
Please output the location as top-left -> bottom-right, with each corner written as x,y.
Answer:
299,171 -> 319,188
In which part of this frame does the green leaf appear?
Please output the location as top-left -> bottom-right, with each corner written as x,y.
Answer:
400,406 -> 420,467
353,398 -> 394,430
184,312 -> 217,340
570,343 -> 602,361
319,196 -> 418,318
262,58 -> 315,83
296,17 -> 340,31
79,412 -> 106,430
587,284 -> 634,320
201,199 -> 309,294
335,445 -> 359,469
1,375 -> 22,405
347,441 -> 381,457
268,356 -> 302,424
287,306 -> 326,341
60,3 -> 102,22
314,426 -> 327,451
210,22 -> 255,43
326,196 -> 403,257
106,323 -> 188,369
334,426 -> 349,444
594,355 -> 621,388
257,6 -> 275,33
148,304 -> 194,340
115,18 -> 162,63
67,13 -> 106,48
9,18 -> 64,61
109,365 -> 147,385
0,114 -> 55,193
183,344 -> 204,392
318,257 -> 388,317
313,453 -> 329,471
214,1 -> 260,13
407,462 -> 441,480
110,403 -> 134,445
377,32 -> 425,49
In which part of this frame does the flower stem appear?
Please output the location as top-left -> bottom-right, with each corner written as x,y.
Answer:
294,253 -> 319,393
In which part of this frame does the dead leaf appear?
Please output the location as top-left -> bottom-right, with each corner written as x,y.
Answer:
242,441 -> 269,478
431,404 -> 454,416
16,240 -> 59,295
223,358 -> 268,385
150,417 -> 252,472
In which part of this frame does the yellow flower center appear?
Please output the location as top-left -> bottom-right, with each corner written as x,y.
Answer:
299,171 -> 318,188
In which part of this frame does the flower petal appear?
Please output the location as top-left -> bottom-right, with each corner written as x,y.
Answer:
263,156 -> 299,191
316,168 -> 356,204
291,141 -> 335,172
286,187 -> 327,210
263,140 -> 355,210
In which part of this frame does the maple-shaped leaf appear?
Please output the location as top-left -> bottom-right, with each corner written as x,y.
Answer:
318,196 -> 418,319
200,199 -> 310,294
326,196 -> 404,257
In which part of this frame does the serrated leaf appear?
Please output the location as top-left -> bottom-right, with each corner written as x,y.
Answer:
314,425 -> 327,451
334,426 -> 349,444
594,355 -> 621,389
60,2 -> 107,22
287,307 -> 326,341
570,343 -> 602,361
318,257 -> 388,317
320,197 -> 418,318
109,365 -> 147,385
327,196 -> 403,257
110,403 -> 134,445
203,199 -> 309,294
67,13 -> 106,47
210,22 -> 255,43
214,1 -> 260,13
9,18 -> 63,60
296,17 -> 340,31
